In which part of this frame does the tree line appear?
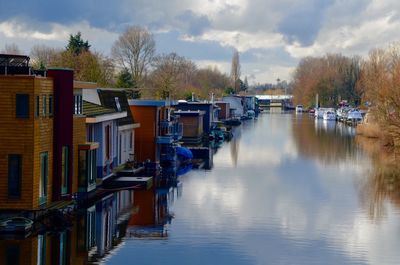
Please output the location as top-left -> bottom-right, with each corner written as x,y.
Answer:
292,43 -> 400,147
2,26 -> 247,100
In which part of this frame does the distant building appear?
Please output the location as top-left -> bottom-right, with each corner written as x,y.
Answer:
222,96 -> 244,117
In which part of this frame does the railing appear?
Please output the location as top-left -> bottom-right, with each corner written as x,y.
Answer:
158,119 -> 183,142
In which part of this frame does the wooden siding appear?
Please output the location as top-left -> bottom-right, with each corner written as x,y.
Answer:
179,115 -> 203,138
73,116 -> 87,194
0,76 -> 54,210
129,106 -> 157,162
0,237 -> 37,265
33,78 -> 54,208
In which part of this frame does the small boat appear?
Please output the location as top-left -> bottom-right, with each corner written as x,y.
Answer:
0,217 -> 33,233
323,110 -> 336,120
176,146 -> 193,160
295,105 -> 303,113
346,109 -> 363,124
314,108 -> 324,119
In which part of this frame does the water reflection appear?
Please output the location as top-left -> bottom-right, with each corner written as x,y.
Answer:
3,113 -> 400,265
357,137 -> 400,220
292,114 -> 361,164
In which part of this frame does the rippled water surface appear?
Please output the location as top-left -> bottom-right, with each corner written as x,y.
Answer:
3,112 -> 400,265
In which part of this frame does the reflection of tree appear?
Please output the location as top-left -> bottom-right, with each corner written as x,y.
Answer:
292,118 -> 359,164
230,138 -> 239,166
357,137 -> 400,220
230,128 -> 241,167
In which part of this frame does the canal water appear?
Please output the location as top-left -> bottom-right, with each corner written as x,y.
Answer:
3,112 -> 400,265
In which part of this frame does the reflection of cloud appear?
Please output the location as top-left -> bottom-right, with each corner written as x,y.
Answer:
173,114 -> 400,264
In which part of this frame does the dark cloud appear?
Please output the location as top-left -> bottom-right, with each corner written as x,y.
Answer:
176,10 -> 211,36
277,0 -> 334,46
0,0 -> 130,29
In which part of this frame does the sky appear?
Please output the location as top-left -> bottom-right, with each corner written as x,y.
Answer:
0,0 -> 400,84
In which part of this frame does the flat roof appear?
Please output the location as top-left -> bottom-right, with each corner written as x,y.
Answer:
174,110 -> 205,116
129,99 -> 173,107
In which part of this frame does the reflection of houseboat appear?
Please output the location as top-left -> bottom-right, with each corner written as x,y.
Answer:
323,110 -> 336,121
127,185 -> 173,239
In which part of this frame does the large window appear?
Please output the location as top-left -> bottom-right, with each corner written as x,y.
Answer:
61,146 -> 69,195
39,152 -> 48,205
16,94 -> 29,118
8,154 -> 22,199
79,149 -> 97,192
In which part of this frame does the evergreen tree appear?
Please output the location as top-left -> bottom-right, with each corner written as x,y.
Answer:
116,68 -> 135,88
66,32 -> 90,55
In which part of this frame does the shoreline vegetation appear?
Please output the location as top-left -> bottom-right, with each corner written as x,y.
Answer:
292,43 -> 400,151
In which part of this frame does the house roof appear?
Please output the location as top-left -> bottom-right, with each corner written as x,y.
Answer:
97,89 -> 135,125
83,100 -> 116,117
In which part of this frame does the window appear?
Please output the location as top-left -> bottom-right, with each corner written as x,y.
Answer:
61,146 -> 69,195
119,135 -> 122,164
59,232 -> 67,265
8,154 -> 22,199
16,94 -> 29,118
36,95 -> 40,117
37,234 -> 46,265
105,125 -> 111,160
48,95 -> 53,116
6,245 -> 20,265
39,152 -> 48,205
129,131 -> 133,149
115,97 -> 121,112
42,95 -> 47,116
87,125 -> 94,142
74,94 -> 82,115
78,149 -> 97,191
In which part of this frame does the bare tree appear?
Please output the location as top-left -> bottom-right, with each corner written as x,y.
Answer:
112,26 -> 156,88
1,43 -> 22,55
230,49 -> 241,93
149,52 -> 186,99
30,44 -> 62,69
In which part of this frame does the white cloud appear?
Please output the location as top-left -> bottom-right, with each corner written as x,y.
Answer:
0,19 -> 118,55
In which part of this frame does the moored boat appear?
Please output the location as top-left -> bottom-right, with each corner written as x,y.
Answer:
346,109 -> 363,124
295,105 -> 303,113
323,110 -> 336,121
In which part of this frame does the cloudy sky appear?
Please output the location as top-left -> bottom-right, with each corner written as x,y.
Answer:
1,0 -> 399,83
